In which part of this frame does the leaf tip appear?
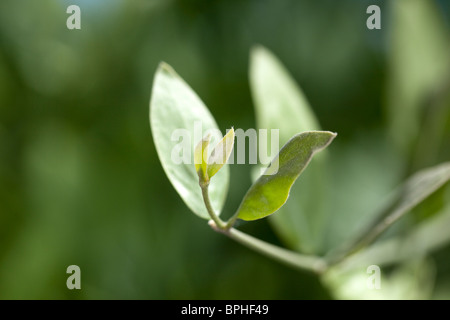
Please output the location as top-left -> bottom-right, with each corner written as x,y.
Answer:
327,130 -> 338,142
206,127 -> 235,179
315,130 -> 337,152
157,61 -> 179,78
251,44 -> 270,59
309,130 -> 338,149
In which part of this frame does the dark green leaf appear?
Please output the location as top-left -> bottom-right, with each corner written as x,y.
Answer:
237,131 -> 336,221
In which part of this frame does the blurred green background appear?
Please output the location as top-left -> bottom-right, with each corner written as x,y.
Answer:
0,0 -> 449,299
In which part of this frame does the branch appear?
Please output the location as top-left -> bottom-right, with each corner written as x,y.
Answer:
209,221 -> 327,275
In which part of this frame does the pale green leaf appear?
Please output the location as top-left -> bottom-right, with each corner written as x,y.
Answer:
250,46 -> 320,146
237,131 -> 336,221
207,128 -> 235,179
150,62 -> 228,219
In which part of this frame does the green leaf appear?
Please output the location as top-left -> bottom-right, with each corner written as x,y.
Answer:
207,128 -> 235,179
150,62 -> 229,219
236,131 -> 336,221
249,45 -> 329,253
194,134 -> 211,182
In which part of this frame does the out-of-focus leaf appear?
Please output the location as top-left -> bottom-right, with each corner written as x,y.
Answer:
336,201 -> 450,271
250,46 -> 320,144
412,79 -> 450,171
329,162 -> 450,265
321,134 -> 403,254
387,0 -> 450,154
236,131 -> 336,221
150,62 -> 228,219
250,46 -> 330,253
207,128 -> 235,179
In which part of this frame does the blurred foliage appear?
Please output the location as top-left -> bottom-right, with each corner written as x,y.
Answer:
0,0 -> 449,299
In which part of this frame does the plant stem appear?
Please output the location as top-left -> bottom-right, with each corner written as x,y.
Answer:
200,184 -> 326,274
200,184 -> 226,229
225,210 -> 240,229
209,221 -> 327,275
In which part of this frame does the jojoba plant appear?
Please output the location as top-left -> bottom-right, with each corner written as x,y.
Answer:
150,46 -> 450,281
